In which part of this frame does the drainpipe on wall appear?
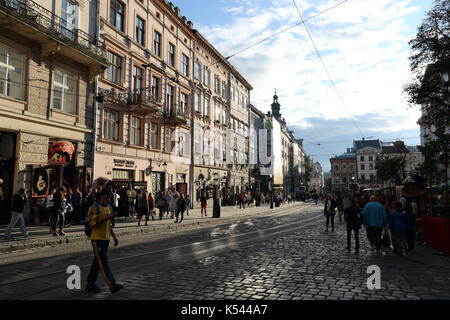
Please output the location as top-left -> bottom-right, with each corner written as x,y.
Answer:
91,0 -> 101,186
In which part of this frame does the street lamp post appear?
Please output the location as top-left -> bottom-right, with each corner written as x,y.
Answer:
439,65 -> 450,214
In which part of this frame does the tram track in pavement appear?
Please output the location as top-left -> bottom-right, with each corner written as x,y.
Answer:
1,203 -> 323,300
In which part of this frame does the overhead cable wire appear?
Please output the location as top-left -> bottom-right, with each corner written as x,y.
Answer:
290,0 -> 364,138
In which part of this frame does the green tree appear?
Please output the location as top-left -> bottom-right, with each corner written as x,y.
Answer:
417,119 -> 450,187
404,0 -> 450,126
376,157 -> 406,186
304,155 -> 314,187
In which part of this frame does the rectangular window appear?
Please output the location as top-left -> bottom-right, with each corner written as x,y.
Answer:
167,85 -> 174,112
110,0 -> 124,32
152,76 -> 159,100
106,51 -> 122,85
194,92 -> 200,113
360,156 -> 364,161
361,174 -> 366,181
130,116 -> 141,145
165,128 -> 173,152
133,66 -> 143,92
154,31 -> 161,57
369,164 -> 374,170
178,132 -> 186,156
204,68 -> 210,86
194,62 -> 201,80
204,96 -> 210,117
222,109 -> 226,125
222,81 -> 227,98
61,0 -> 77,40
180,93 -> 187,114
361,164 -> 365,170
0,44 -> 23,100
138,170 -> 145,182
215,102 -> 220,122
113,169 -> 134,180
369,156 -> 373,161
136,16 -> 145,46
194,129 -> 200,154
103,108 -> 119,141
215,76 -> 220,93
53,69 -> 75,114
181,54 -> 189,76
150,123 -> 159,149
168,43 -> 175,67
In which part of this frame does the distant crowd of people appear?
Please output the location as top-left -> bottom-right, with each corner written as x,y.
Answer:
322,189 -> 417,256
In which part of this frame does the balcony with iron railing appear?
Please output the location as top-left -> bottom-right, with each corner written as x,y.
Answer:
128,89 -> 161,114
164,103 -> 188,126
0,0 -> 108,77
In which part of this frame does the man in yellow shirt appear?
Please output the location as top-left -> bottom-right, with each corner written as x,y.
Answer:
85,188 -> 123,294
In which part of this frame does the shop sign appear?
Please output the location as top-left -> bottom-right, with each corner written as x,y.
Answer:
126,161 -> 135,168
114,159 -> 125,167
48,141 -> 75,165
31,167 -> 49,197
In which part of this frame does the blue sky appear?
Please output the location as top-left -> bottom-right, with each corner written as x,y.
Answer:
173,0 -> 434,171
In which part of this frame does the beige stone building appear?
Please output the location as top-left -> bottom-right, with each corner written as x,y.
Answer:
191,31 -> 230,208
228,66 -> 252,199
0,0 -> 107,224
94,0 -> 194,197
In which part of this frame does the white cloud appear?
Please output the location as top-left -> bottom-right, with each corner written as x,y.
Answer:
198,0 -> 424,166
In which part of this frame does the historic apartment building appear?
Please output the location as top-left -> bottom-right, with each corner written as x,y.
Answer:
330,151 -> 357,193
191,31 -> 230,208
228,66 -> 252,198
0,0 -> 107,224
354,139 -> 382,188
94,0 -> 194,197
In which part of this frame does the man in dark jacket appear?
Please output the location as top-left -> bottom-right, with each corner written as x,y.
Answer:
4,188 -> 29,239
324,194 -> 337,232
344,197 -> 363,254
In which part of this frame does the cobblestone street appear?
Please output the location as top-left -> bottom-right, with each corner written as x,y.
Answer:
1,203 -> 449,300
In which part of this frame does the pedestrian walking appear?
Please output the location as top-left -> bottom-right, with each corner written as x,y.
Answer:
324,194 -> 337,232
137,190 -> 150,226
51,187 -> 67,236
164,191 -> 171,217
3,188 -> 29,239
73,188 -> 82,224
239,192 -> 245,209
362,195 -> 388,255
175,194 -> 186,223
148,192 -> 155,221
126,185 -> 136,217
85,188 -> 123,294
388,202 -> 410,256
156,192 -> 167,220
170,187 -> 180,219
65,188 -> 73,227
344,197 -> 363,254
185,195 -> 191,216
200,194 -> 207,217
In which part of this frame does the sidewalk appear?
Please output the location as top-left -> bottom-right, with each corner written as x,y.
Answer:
0,201 -> 307,254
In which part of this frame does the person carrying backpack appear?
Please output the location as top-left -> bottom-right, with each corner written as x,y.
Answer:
175,194 -> 186,224
156,192 -> 167,220
85,188 -> 123,294
389,202 -> 410,256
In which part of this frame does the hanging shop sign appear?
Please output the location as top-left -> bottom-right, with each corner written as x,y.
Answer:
31,167 -> 49,198
48,141 -> 75,165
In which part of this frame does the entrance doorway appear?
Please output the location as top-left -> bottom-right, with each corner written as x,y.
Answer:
0,132 -> 16,224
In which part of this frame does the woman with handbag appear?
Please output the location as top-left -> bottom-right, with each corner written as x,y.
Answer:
324,194 -> 337,232
51,187 -> 67,236
344,197 -> 363,254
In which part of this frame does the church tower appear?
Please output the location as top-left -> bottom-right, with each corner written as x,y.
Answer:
271,91 -> 281,121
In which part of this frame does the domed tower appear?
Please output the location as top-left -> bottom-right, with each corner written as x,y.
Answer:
271,91 -> 281,121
